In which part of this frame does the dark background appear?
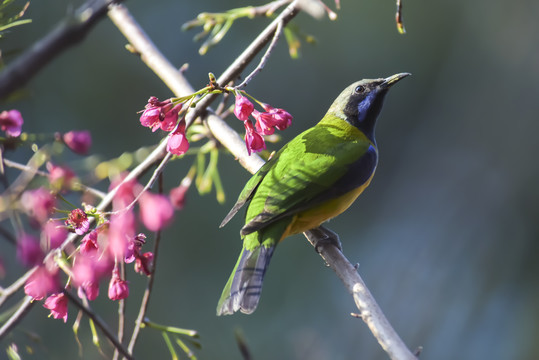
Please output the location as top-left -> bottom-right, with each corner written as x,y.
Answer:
1,0 -> 539,359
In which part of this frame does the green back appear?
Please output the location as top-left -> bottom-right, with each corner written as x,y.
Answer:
223,114 -> 374,250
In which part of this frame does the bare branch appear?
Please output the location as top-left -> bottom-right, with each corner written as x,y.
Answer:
64,290 -> 133,360
0,270 -> 32,308
235,19 -> 284,89
126,212 -> 163,354
304,228 -> 418,360
2,158 -> 107,199
0,0 -> 125,100
110,3 -> 418,360
0,297 -> 34,339
0,139 -> 170,341
0,1 -> 417,358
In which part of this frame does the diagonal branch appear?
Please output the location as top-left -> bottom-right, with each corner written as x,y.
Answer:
0,0 -> 125,100
235,19 -> 284,89
110,3 -> 418,360
64,290 -> 133,360
0,297 -> 34,339
0,1 -> 417,359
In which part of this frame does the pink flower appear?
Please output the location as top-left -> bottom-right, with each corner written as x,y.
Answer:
42,220 -> 67,250
140,97 -> 170,130
169,183 -> 189,210
139,192 -> 174,231
72,252 -> 112,288
108,210 -> 135,259
110,174 -> 139,209
253,110 -> 275,136
125,233 -> 146,264
24,266 -> 59,300
43,293 -> 68,323
140,97 -> 182,132
21,187 -> 56,224
79,230 -> 98,255
140,107 -> 161,131
47,162 -> 76,192
65,208 -> 90,235
108,267 -> 129,301
243,120 -> 266,155
0,109 -> 23,137
234,94 -> 254,121
124,234 -> 153,276
260,104 -> 293,130
77,281 -> 99,301
63,130 -> 92,155
72,250 -> 113,301
135,252 -> 154,276
166,120 -> 189,155
17,234 -> 43,267
160,103 -> 183,132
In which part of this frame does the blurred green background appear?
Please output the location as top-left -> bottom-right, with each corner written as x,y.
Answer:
2,0 -> 539,359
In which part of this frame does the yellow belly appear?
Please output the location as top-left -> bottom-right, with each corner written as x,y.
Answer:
281,174 -> 374,240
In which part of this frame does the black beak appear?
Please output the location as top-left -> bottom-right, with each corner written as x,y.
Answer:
381,73 -> 411,88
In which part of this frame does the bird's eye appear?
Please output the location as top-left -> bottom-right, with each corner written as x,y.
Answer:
355,85 -> 365,93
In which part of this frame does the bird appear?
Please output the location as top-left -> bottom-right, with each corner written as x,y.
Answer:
217,73 -> 410,315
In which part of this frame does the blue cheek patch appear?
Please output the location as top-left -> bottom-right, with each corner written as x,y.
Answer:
357,92 -> 376,122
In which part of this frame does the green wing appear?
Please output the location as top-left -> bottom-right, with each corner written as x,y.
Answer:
241,119 -> 372,235
219,155 -> 278,228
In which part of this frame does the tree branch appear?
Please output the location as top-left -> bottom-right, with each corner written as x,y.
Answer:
110,3 -> 418,360
304,228 -> 418,360
235,19 -> 284,89
64,290 -> 133,360
126,178 -> 164,355
0,1 -> 417,358
0,138 -> 169,342
0,0 -> 125,100
0,297 -> 34,339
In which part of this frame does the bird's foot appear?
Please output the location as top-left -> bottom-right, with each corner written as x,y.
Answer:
305,226 -> 342,253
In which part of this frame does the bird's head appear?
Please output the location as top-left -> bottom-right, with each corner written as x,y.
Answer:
327,73 -> 410,142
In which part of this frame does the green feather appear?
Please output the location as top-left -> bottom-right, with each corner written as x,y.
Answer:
217,73 -> 410,316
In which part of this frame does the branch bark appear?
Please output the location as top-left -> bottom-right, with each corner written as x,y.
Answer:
64,290 -> 133,360
0,1 -> 418,359
0,0 -> 125,100
110,3 -> 418,360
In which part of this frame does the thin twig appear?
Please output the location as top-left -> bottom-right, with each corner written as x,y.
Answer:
64,290 -> 133,360
126,176 -> 164,355
0,140 -> 169,341
2,158 -> 107,199
110,3 -> 418,360
0,296 -> 34,339
254,0 -> 292,16
111,150 -> 173,216
108,4 -> 195,97
113,261 -> 127,360
0,1 -> 416,359
0,270 -> 32,308
186,0 -> 300,128
395,0 -> 406,34
235,20 -> 284,89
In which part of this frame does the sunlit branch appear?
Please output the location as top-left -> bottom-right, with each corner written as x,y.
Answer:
235,19 -> 284,89
109,2 -> 417,360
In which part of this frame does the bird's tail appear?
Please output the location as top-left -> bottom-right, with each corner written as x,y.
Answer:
217,244 -> 275,315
